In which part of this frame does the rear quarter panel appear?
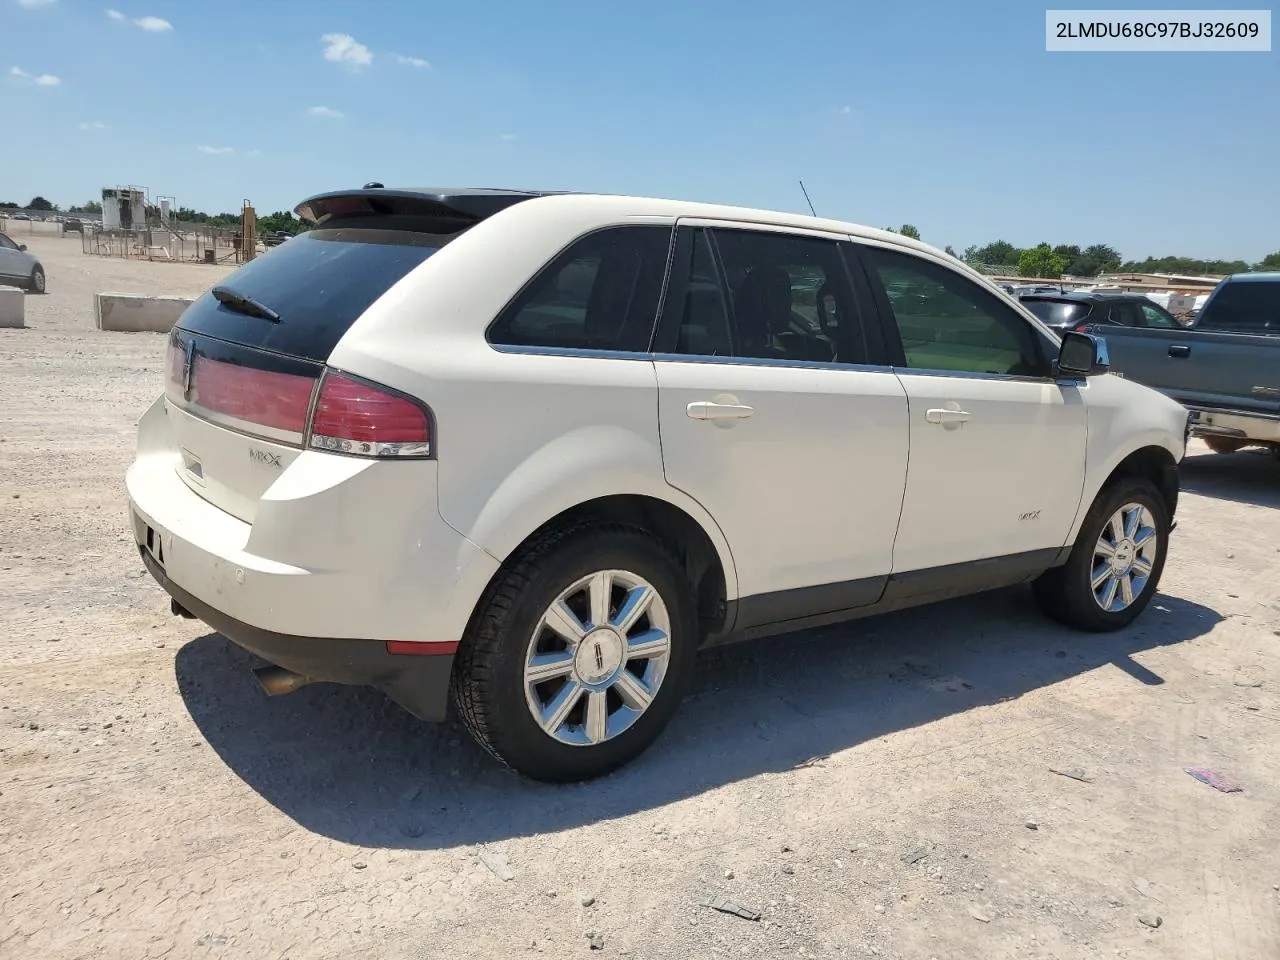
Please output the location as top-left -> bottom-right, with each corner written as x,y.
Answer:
326,199 -> 740,598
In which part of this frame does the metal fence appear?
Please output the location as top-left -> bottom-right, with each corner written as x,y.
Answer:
79,223 -> 262,264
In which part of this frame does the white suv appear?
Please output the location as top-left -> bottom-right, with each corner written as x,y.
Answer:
126,188 -> 1190,782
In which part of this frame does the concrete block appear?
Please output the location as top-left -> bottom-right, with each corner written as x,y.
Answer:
0,285 -> 24,329
95,292 -> 194,333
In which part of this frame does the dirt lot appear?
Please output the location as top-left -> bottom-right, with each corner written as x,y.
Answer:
2,235 -> 1279,960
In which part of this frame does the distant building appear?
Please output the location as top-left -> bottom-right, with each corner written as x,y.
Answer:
101,186 -> 147,231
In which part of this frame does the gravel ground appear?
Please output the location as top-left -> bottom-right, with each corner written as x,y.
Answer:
2,236 -> 1279,960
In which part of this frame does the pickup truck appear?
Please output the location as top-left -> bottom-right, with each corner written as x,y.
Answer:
1090,273 -> 1280,457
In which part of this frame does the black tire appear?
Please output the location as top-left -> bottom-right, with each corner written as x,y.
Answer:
1203,436 -> 1244,454
28,265 -> 46,294
451,522 -> 697,783
1033,478 -> 1170,632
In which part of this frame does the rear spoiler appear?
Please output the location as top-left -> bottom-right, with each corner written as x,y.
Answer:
293,187 -> 567,226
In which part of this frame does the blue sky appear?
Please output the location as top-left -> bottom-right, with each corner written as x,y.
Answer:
3,0 -> 1277,261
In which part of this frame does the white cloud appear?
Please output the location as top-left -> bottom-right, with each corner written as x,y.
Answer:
106,8 -> 125,19
498,133 -> 518,141
18,0 -> 58,8
837,105 -> 852,115
246,149 -> 261,158
10,66 -> 61,86
321,33 -> 372,68
134,15 -> 171,32
307,105 -> 343,119
197,145 -> 235,155
394,54 -> 429,68
79,120 -> 107,130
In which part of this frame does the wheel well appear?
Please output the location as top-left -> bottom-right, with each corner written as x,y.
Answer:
512,495 -> 728,637
1107,446 -> 1179,519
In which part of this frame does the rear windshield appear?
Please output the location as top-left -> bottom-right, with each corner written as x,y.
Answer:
1198,279 -> 1280,333
1021,299 -> 1092,326
175,226 -> 448,360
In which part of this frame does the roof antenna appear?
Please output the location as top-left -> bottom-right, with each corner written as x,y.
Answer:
798,179 -> 817,217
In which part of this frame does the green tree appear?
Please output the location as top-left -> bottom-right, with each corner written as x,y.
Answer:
898,224 -> 921,240
0,201 -> 18,209
961,244 -> 979,262
1053,244 -> 1081,263
972,240 -> 1021,267
1119,255 -> 1248,275
1082,244 -> 1121,273
1018,243 -> 1068,278
27,196 -> 56,211
1255,251 -> 1280,271
944,244 -> 957,257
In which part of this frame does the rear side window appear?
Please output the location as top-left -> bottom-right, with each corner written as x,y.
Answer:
1198,280 -> 1280,332
174,226 -> 447,361
1022,299 -> 1092,326
660,227 -> 867,365
863,246 -> 1050,377
490,226 -> 672,352
1109,302 -> 1144,327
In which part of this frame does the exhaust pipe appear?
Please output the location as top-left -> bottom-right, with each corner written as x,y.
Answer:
253,664 -> 314,696
171,598 -> 197,620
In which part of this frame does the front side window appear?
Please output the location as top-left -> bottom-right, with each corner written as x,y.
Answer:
0,234 -> 17,251
863,246 -> 1049,377
666,228 -> 867,364
1139,303 -> 1178,328
490,226 -> 672,352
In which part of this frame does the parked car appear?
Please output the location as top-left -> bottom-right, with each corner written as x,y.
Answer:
0,231 -> 46,292
1019,291 -> 1181,334
126,187 -> 1189,781
1092,273 -> 1280,457
10,214 -> 32,222
63,218 -> 84,234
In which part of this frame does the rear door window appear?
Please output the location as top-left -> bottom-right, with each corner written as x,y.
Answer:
1198,280 -> 1280,333
1108,302 -> 1144,327
489,226 -> 672,352
658,227 -> 868,365
175,227 -> 449,361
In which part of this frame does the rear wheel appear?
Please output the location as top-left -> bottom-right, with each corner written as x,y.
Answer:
452,522 -> 697,782
1203,436 -> 1244,454
29,265 -> 46,294
1033,478 -> 1169,632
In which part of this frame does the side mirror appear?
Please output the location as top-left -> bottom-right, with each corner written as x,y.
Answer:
1056,331 -> 1109,377
18,244 -> 27,252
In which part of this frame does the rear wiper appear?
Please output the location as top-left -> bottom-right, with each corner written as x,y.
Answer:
211,286 -> 280,322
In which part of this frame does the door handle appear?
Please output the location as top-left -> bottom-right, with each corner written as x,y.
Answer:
686,401 -> 755,421
1168,344 -> 1190,358
925,408 -> 971,425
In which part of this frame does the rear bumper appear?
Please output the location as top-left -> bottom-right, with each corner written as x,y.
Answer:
141,548 -> 453,720
1187,406 -> 1280,444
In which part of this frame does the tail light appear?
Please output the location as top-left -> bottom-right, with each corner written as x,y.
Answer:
166,339 -> 432,458
166,339 -> 316,444
1073,322 -> 1091,332
308,371 -> 431,458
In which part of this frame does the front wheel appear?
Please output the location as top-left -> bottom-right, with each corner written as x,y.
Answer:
29,265 -> 46,294
452,522 -> 697,782
1033,478 -> 1170,632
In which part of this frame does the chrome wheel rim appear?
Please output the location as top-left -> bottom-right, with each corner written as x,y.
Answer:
523,569 -> 671,747
1091,502 -> 1159,612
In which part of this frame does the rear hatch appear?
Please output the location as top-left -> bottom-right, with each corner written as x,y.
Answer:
163,188 -> 545,522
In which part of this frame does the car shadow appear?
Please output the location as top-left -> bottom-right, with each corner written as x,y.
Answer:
174,588 -> 1222,850
1180,447 -> 1280,509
